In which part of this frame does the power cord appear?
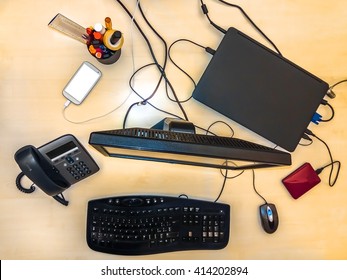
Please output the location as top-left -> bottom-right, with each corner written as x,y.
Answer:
167,38 -> 216,103
199,0 -> 227,34
199,0 -> 282,56
115,0 -> 190,128
327,79 -> 347,99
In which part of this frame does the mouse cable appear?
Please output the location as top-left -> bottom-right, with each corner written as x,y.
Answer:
305,129 -> 341,187
115,0 -> 189,126
199,0 -> 282,56
251,169 -> 268,205
166,38 -> 216,103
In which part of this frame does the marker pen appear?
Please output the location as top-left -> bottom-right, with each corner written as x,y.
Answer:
93,31 -> 103,40
86,27 -> 94,35
95,48 -> 103,59
105,17 -> 112,30
88,45 -> 97,55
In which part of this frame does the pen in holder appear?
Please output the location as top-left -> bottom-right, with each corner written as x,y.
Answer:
86,17 -> 124,65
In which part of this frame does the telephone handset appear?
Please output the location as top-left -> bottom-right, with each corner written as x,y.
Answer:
14,134 -> 99,206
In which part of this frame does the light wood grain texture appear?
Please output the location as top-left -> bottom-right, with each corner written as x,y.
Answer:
1,0 -> 347,260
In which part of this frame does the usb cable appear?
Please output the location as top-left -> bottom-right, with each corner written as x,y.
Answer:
304,129 -> 341,187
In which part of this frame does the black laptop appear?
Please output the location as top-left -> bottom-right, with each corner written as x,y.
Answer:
192,27 -> 329,152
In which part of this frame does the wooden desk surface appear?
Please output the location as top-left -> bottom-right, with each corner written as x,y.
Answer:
1,0 -> 347,260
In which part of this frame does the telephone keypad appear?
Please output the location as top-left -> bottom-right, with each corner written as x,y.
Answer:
66,160 -> 92,180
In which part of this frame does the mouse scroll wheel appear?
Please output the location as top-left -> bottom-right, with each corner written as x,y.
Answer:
267,206 -> 274,222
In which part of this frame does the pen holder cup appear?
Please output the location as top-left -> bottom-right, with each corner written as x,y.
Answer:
95,49 -> 121,65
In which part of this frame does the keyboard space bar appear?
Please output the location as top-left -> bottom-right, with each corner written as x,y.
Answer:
111,240 -> 151,253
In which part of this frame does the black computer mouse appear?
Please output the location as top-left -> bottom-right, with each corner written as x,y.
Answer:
259,203 -> 279,234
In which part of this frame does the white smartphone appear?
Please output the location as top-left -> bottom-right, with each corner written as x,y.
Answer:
62,61 -> 102,105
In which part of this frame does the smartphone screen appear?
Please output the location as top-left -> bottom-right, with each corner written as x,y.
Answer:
63,61 -> 102,105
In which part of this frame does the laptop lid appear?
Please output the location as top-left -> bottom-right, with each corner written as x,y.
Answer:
192,27 -> 328,152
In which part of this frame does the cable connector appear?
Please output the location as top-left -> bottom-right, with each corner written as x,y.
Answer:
320,99 -> 328,105
137,101 -> 147,106
315,167 -> 324,175
326,88 -> 336,99
205,47 -> 216,55
201,3 -> 208,14
64,100 -> 71,108
302,133 -> 312,141
311,112 -> 322,125
305,128 -> 314,137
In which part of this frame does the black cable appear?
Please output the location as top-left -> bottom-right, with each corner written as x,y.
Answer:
122,102 -> 142,129
320,102 -> 335,122
252,169 -> 268,204
167,39 -> 216,103
327,79 -> 347,98
16,172 -> 35,194
199,0 -> 282,56
116,1 -> 161,71
305,129 -> 341,187
129,63 -> 170,104
315,161 -> 341,187
299,137 -> 313,147
214,168 -> 228,203
137,3 -> 189,120
206,120 -> 235,137
199,0 -> 227,34
137,3 -> 169,102
329,79 -> 347,91
123,63 -> 185,128
116,0 -> 189,128
214,161 -> 244,202
15,172 -> 69,206
53,193 -> 69,206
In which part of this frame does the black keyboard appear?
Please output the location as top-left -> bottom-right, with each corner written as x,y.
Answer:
86,195 -> 230,255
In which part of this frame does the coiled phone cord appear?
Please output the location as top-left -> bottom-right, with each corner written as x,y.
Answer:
15,172 -> 36,193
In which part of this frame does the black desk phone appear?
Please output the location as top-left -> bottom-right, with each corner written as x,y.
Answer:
14,134 -> 99,206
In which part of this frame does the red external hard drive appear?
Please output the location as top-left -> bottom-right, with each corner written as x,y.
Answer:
282,162 -> 321,199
